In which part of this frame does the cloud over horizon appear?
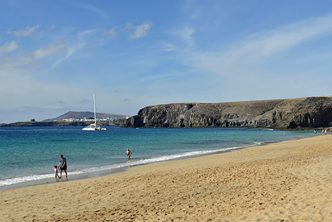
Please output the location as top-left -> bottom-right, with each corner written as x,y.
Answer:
187,13 -> 332,77
1,0 -> 332,122
130,21 -> 152,39
0,41 -> 18,53
10,25 -> 40,37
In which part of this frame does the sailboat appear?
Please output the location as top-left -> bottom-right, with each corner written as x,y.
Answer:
82,95 -> 107,131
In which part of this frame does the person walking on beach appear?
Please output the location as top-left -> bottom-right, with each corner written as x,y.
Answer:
54,164 -> 60,182
125,148 -> 132,161
59,154 -> 68,181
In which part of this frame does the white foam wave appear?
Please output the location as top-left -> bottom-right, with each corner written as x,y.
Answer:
0,145 -> 249,187
0,174 -> 54,187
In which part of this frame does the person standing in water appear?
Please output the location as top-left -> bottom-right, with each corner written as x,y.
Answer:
59,154 -> 68,181
125,148 -> 132,161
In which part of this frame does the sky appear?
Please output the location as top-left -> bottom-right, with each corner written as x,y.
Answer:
1,0 -> 332,122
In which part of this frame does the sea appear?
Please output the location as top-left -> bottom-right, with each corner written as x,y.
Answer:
0,126 -> 316,189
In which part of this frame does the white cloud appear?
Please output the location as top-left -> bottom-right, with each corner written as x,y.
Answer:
78,29 -> 96,37
33,44 -> 65,59
0,29 -> 95,71
130,21 -> 152,39
177,26 -> 195,47
76,3 -> 109,19
11,25 -> 40,37
0,41 -> 18,53
226,14 -> 332,60
52,29 -> 95,68
161,42 -> 177,52
189,14 -> 332,76
184,0 -> 200,19
0,43 -> 65,70
105,28 -> 116,38
0,68 -> 90,122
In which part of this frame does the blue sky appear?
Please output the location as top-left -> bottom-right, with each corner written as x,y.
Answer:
1,0 -> 332,122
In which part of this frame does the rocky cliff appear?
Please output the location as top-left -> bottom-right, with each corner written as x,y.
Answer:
123,97 -> 332,129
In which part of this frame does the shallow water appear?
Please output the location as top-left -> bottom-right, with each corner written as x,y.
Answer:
0,126 -> 315,187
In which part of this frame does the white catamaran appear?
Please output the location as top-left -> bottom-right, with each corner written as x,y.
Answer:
82,95 -> 107,131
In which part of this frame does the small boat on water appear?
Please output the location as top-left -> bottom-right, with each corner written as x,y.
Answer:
82,123 -> 106,131
82,95 -> 107,131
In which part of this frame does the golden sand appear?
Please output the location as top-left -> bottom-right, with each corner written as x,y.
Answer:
1,135 -> 331,221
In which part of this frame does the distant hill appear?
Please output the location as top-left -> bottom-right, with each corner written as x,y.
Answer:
46,111 -> 126,121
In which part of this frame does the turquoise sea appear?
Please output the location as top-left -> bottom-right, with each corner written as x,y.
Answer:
0,126 -> 315,188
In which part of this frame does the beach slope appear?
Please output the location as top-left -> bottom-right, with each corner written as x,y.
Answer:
1,135 -> 331,221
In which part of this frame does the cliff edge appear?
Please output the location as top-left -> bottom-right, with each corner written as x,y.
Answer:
122,97 -> 332,129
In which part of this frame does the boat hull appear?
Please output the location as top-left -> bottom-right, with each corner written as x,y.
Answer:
82,126 -> 107,131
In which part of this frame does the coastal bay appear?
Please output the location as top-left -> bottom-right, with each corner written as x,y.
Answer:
1,135 -> 331,221
2,1 -> 332,221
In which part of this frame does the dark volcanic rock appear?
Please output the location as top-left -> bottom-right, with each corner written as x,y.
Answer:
123,97 -> 332,129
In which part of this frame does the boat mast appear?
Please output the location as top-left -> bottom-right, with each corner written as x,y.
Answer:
93,94 -> 97,127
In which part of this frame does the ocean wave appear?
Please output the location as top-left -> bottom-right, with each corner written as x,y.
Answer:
0,173 -> 54,187
0,144 -> 258,187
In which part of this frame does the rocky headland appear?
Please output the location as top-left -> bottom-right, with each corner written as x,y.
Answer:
121,97 -> 332,129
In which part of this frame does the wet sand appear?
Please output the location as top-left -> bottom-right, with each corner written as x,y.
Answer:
1,135 -> 331,221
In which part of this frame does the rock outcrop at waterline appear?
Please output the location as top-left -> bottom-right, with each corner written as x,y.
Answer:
121,97 -> 332,129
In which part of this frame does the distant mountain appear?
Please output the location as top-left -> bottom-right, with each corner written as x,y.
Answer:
45,111 -> 126,121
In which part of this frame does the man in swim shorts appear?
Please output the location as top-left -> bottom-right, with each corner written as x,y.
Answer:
125,148 -> 132,161
59,154 -> 68,181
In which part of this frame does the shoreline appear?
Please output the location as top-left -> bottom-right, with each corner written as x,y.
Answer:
0,132 -> 316,190
1,135 -> 331,221
0,142 -> 260,190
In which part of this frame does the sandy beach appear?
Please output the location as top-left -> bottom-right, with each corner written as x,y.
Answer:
1,135 -> 331,221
